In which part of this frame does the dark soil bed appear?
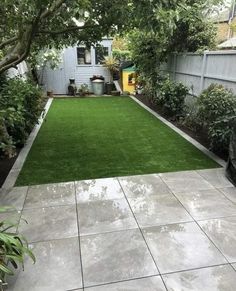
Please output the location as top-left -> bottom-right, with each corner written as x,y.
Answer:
135,94 -> 228,162
0,150 -> 20,187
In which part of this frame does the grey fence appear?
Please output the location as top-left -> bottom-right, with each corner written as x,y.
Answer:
161,51 -> 236,97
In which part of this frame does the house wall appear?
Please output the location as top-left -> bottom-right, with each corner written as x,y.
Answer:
216,18 -> 236,44
161,51 -> 236,101
42,39 -> 112,94
217,22 -> 230,43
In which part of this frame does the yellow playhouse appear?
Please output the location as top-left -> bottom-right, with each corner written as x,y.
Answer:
122,65 -> 136,93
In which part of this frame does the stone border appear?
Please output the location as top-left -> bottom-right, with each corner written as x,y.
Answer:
1,98 -> 53,190
130,96 -> 226,168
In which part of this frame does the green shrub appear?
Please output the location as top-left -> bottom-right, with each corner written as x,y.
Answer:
156,78 -> 189,119
197,84 -> 236,152
0,77 -> 44,157
112,49 -> 131,62
0,73 -> 7,90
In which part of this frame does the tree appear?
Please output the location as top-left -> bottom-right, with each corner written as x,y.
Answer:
0,0 -> 132,74
127,0 -> 222,98
0,0 -> 223,75
169,1 -> 218,52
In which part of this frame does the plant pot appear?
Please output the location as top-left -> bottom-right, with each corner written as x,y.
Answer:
106,83 -> 114,95
68,79 -> 77,96
47,90 -> 53,97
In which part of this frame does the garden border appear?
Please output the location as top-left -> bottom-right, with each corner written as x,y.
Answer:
1,98 -> 53,190
130,96 -> 226,168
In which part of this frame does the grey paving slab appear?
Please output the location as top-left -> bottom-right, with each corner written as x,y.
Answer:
24,182 -> 75,209
163,265 -> 236,291
0,187 -> 27,211
143,222 -> 227,274
219,187 -> 236,203
232,263 -> 236,270
76,178 -> 124,203
77,198 -> 138,236
118,174 -> 171,198
199,217 -> 236,263
197,168 -> 233,188
159,171 -> 214,193
174,189 -> 236,220
85,276 -> 166,291
7,237 -> 83,291
0,211 -> 21,232
19,205 -> 78,243
128,193 -> 193,228
81,229 -> 158,287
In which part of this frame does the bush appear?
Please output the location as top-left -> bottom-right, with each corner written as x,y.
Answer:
197,84 -> 236,152
112,49 -> 131,62
156,78 -> 189,119
0,77 -> 44,157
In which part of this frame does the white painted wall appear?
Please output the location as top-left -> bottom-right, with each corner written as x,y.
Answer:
42,39 -> 112,94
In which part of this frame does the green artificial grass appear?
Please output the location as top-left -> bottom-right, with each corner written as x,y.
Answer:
16,97 -> 219,186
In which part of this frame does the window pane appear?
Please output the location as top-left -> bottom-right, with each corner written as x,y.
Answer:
77,47 -> 91,65
95,47 -> 109,64
85,49 -> 91,64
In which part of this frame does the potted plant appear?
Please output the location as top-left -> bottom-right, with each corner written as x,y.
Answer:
78,83 -> 89,97
102,56 -> 119,95
0,207 -> 35,290
90,75 -> 105,82
47,89 -> 53,97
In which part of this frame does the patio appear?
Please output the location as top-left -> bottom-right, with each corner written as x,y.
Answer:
1,167 -> 236,290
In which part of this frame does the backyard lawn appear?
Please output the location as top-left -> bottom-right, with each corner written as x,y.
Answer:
16,97 -> 219,186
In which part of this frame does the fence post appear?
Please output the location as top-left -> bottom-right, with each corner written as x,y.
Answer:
200,51 -> 207,93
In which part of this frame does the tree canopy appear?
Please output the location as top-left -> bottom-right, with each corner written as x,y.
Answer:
127,0 -> 222,96
0,0 -> 223,74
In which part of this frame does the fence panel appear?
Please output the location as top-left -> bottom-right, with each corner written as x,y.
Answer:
163,51 -> 236,96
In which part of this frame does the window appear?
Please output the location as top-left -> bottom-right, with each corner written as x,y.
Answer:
77,47 -> 91,65
95,46 -> 109,65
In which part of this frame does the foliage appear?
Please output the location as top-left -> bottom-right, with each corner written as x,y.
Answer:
0,0 -> 222,74
90,75 -> 105,81
197,84 -> 236,151
112,36 -> 131,62
182,107 -> 202,132
0,74 -> 7,90
128,31 -> 168,84
0,0 -> 132,74
102,56 -> 119,83
31,49 -> 62,85
78,83 -> 89,96
127,1 -> 221,100
169,2 -> 217,52
198,84 -> 236,124
0,207 -> 35,285
112,49 -> 131,63
30,49 -> 62,71
0,77 -> 44,157
156,78 -> 189,119
112,36 -> 129,51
